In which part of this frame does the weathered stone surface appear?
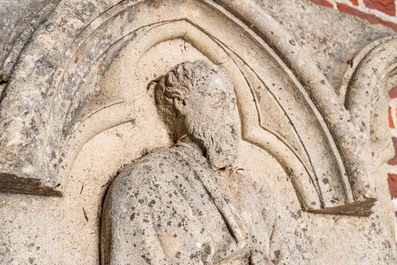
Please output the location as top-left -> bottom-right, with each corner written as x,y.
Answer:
0,0 -> 396,264
239,0 -> 395,92
101,61 -> 303,264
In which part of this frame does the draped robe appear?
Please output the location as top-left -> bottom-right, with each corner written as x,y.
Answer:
101,143 -> 302,264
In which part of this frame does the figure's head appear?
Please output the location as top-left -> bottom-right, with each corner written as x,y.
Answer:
155,60 -> 239,170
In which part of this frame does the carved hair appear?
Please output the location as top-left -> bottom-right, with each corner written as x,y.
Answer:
155,60 -> 197,128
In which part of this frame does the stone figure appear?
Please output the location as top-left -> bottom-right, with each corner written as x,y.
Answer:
101,61 -> 302,264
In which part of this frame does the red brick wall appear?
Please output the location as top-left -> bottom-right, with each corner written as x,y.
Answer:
309,0 -> 397,201
388,87 -> 397,200
309,0 -> 397,31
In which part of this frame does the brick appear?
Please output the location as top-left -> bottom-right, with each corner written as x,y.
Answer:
309,1 -> 397,32
389,107 -> 395,128
336,3 -> 397,32
389,86 -> 397,98
387,137 -> 397,165
363,0 -> 396,17
388,173 -> 397,198
309,0 -> 333,8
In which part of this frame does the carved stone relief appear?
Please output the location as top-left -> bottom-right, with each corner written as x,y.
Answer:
1,0 -> 397,264
101,60 -> 304,264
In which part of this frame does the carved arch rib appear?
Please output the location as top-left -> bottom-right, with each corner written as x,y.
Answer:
55,0 -> 355,211
213,0 -> 388,212
0,0 -> 374,215
62,19 -> 325,211
342,37 -> 397,170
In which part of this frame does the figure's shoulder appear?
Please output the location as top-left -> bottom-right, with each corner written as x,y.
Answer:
109,147 -> 179,191
123,146 -> 181,173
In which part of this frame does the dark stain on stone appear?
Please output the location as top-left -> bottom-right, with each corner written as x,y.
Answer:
149,199 -> 156,207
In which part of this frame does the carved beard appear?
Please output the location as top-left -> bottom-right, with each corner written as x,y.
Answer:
185,111 -> 239,170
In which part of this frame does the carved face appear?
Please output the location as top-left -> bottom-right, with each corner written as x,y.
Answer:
155,60 -> 239,169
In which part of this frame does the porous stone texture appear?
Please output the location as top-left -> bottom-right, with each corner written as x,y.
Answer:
1,0 -> 397,264
101,61 -> 303,264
